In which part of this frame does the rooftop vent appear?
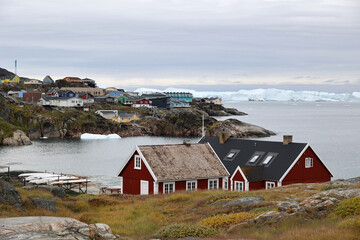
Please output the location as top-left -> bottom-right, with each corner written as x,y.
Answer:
183,139 -> 191,146
283,135 -> 293,145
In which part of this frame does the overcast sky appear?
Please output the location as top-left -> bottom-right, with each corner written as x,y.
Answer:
0,0 -> 359,91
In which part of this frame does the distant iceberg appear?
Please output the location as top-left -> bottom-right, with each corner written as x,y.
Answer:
80,133 -> 121,140
134,87 -> 360,102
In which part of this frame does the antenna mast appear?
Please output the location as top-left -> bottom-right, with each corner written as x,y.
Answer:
15,60 -> 17,75
202,114 -> 205,137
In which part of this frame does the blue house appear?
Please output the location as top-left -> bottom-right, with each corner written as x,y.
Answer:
19,90 -> 27,98
109,91 -> 123,98
165,92 -> 193,103
57,90 -> 76,98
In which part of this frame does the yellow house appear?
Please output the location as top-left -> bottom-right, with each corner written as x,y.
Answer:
112,111 -> 139,123
0,75 -> 20,84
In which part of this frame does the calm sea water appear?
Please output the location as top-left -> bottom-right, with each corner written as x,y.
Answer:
0,101 -> 359,182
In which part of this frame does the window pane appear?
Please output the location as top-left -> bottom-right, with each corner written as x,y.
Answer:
249,155 -> 259,163
263,155 -> 273,164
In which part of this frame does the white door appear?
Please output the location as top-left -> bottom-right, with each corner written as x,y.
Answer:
140,180 -> 149,195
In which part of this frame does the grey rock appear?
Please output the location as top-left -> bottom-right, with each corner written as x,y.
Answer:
0,180 -> 22,208
23,185 -> 66,198
313,188 -> 360,199
42,122 -> 60,138
210,197 -> 263,206
89,223 -> 117,239
254,211 -> 286,223
277,201 -> 299,212
0,216 -> 117,240
2,130 -> 32,146
30,197 -> 56,212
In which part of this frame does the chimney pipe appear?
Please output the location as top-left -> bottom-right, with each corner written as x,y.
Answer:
183,139 -> 191,146
283,135 -> 293,145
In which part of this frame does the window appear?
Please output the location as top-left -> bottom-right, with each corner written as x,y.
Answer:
263,155 -> 273,165
134,155 -> 141,170
249,154 -> 260,163
305,158 -> 313,168
227,152 -> 235,158
164,182 -> 175,193
223,177 -> 228,190
186,181 -> 197,191
234,181 -> 243,191
266,181 -> 276,189
208,179 -> 218,190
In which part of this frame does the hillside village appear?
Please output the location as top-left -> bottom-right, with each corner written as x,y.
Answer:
0,68 -> 276,146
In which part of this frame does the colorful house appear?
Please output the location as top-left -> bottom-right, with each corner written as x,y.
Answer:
64,77 -> 82,83
109,91 -> 123,98
39,96 -> 84,107
117,142 -> 230,195
165,92 -> 193,102
117,96 -> 128,104
199,135 -> 332,191
0,75 -> 20,84
114,111 -> 139,123
23,92 -> 42,102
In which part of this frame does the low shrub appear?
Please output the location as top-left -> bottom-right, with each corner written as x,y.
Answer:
199,212 -> 256,228
337,216 -> 360,231
165,193 -> 191,203
66,200 -> 90,213
153,224 -> 217,239
333,197 -> 360,218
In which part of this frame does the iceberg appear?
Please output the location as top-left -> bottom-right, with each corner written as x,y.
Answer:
80,133 -> 121,140
134,87 -> 360,102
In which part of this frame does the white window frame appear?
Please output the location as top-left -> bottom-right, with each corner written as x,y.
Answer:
163,182 -> 175,194
134,155 -> 141,170
208,179 -> 219,190
305,157 -> 313,168
223,177 -> 228,190
234,181 -> 244,191
186,180 -> 197,191
266,181 -> 276,190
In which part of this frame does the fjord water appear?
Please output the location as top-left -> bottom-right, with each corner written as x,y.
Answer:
0,101 -> 359,181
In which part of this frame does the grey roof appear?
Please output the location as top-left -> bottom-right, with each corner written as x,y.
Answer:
199,137 -> 310,181
43,76 -> 54,83
41,96 -> 81,101
138,143 -> 229,181
118,111 -> 136,118
141,93 -> 167,99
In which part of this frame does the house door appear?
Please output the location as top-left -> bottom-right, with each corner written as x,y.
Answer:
140,180 -> 149,195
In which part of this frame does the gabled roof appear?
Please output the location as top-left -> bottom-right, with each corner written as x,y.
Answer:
121,143 -> 229,181
199,137 -> 309,181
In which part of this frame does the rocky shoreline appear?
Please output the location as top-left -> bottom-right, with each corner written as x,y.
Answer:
0,92 -> 275,146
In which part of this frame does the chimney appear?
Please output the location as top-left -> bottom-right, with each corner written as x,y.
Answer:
283,135 -> 293,145
183,139 -> 191,146
219,131 -> 230,144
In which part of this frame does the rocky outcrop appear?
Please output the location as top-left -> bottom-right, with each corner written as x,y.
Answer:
0,180 -> 22,208
210,197 -> 264,206
195,101 -> 247,116
210,119 -> 275,138
0,216 -> 118,240
23,185 -> 66,198
29,197 -> 56,212
1,130 -> 32,146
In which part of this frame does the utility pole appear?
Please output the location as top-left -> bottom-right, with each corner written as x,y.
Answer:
202,114 -> 205,137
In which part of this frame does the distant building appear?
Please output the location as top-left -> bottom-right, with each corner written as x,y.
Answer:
117,96 -> 129,104
114,111 -> 139,123
104,87 -> 118,93
60,87 -> 104,97
168,100 -> 190,108
78,92 -> 95,104
0,75 -> 20,84
39,96 -> 84,107
46,87 -> 60,96
165,92 -> 193,102
23,92 -> 42,102
43,75 -> 54,84
109,90 -> 123,98
57,90 -> 76,98
142,93 -> 169,109
24,79 -> 42,85
63,77 -> 82,83
125,97 -> 152,108
94,96 -> 117,103
82,78 -> 96,88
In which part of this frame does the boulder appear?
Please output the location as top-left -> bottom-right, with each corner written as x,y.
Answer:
2,130 -> 32,146
210,197 -> 264,206
253,211 -> 286,224
277,201 -> 300,212
23,185 -> 66,198
29,197 -> 56,212
0,180 -> 22,208
0,216 -> 118,240
312,188 -> 360,199
42,122 -> 60,138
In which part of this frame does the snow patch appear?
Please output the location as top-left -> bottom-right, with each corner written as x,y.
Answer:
134,88 -> 360,102
80,133 -> 121,140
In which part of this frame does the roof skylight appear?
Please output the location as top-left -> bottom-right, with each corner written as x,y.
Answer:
227,152 -> 235,158
249,154 -> 260,163
263,155 -> 273,165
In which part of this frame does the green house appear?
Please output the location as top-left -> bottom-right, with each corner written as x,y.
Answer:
117,95 -> 128,103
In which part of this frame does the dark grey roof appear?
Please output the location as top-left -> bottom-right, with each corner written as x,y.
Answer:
118,111 -> 136,118
199,136 -> 308,181
141,93 -> 167,99
43,75 -> 54,83
41,96 -> 81,101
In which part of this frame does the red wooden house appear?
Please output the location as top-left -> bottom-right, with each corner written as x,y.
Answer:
117,142 -> 230,195
199,135 -> 332,191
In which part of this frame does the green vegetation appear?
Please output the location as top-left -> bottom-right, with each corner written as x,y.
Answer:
0,117 -> 18,138
199,212 -> 257,228
153,224 -> 217,239
333,197 -> 360,218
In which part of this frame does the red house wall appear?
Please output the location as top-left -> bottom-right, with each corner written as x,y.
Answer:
231,170 -> 246,191
282,146 -> 331,185
249,181 -> 265,190
158,178 -> 224,194
119,151 -> 154,195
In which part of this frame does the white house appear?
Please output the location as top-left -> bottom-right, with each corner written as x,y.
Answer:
39,96 -> 84,107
